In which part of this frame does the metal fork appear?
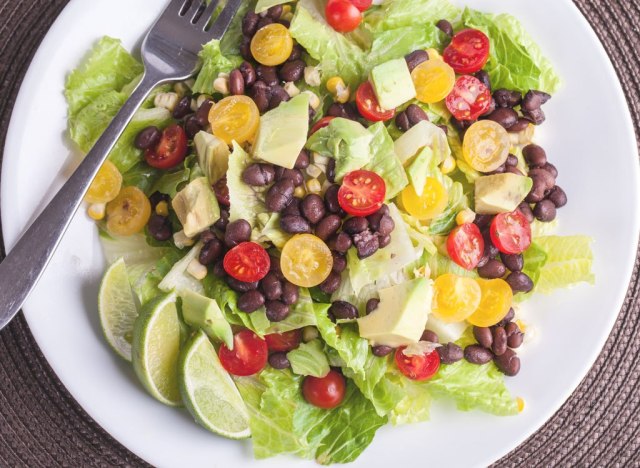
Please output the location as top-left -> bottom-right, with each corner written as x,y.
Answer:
0,0 -> 242,331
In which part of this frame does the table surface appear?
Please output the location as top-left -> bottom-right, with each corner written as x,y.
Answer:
0,1 -> 639,466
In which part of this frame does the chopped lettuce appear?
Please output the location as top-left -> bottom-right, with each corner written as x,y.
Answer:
369,25 -> 447,67
251,212 -> 291,249
266,288 -> 318,334
220,0 -> 255,56
150,154 -> 197,198
364,0 -> 460,33
428,177 -> 468,235
407,146 -> 439,197
227,142 -> 268,228
427,251 -> 478,279
121,162 -> 161,195
255,0 -> 286,14
191,39 -> 243,95
364,122 -> 408,199
158,243 -> 205,295
388,371 -> 432,425
287,340 -> 330,378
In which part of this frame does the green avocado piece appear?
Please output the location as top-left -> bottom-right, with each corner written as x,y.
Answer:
357,278 -> 432,347
172,177 -> 220,238
253,93 -> 309,169
194,131 -> 230,184
181,290 -> 233,349
474,173 -> 534,214
370,58 -> 416,111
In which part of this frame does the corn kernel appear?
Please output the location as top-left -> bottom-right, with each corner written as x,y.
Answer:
154,92 -> 179,112
87,203 -> 106,221
306,164 -> 323,179
456,208 -> 476,226
326,76 -> 350,104
155,201 -> 169,217
516,397 -> 525,413
283,81 -> 300,98
173,230 -> 195,249
426,48 -> 443,61
304,66 -> 322,87
196,94 -> 213,108
282,11 -> 294,22
303,90 -> 321,110
173,81 -> 190,97
190,98 -> 199,112
306,178 -> 322,193
441,155 -> 457,174
281,5 -> 292,15
302,326 -> 319,343
213,74 -> 230,95
294,186 -> 306,198
187,258 -> 208,280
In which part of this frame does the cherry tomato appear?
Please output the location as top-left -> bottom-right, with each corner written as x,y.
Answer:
106,186 -> 151,236
490,211 -> 532,255
445,75 -> 492,121
411,60 -> 455,104
85,160 -> 122,204
302,370 -> 346,409
355,81 -> 395,122
145,124 -> 188,170
338,170 -> 386,216
443,29 -> 491,74
467,278 -> 513,327
447,223 -> 485,270
250,23 -> 294,66
395,347 -> 440,381
218,330 -> 268,376
265,330 -> 303,352
462,120 -> 510,172
432,273 -> 482,323
223,242 -> 271,282
208,96 -> 260,145
400,177 -> 448,221
325,0 -> 362,33
349,0 -> 372,11
281,234 -> 333,288
310,116 -> 335,135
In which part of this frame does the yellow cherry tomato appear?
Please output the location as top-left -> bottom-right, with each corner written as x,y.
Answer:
462,120 -> 510,172
432,274 -> 482,323
106,186 -> 151,236
411,60 -> 455,104
280,234 -> 333,288
250,23 -> 293,66
85,160 -> 122,204
467,278 -> 513,327
400,177 -> 448,221
208,96 -> 260,145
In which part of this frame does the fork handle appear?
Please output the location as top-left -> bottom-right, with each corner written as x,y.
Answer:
0,73 -> 159,331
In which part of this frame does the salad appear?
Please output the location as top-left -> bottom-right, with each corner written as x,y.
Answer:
66,0 -> 595,464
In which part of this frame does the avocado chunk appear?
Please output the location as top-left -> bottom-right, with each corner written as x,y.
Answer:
181,290 -> 233,349
425,315 -> 467,343
253,93 -> 309,169
357,278 -> 432,347
394,120 -> 450,165
475,173 -> 533,215
370,58 -> 416,111
194,131 -> 230,184
172,177 -> 220,238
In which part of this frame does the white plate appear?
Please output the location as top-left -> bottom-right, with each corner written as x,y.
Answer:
2,0 -> 639,466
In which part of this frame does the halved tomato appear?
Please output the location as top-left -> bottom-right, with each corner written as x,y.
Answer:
445,75 -> 492,121
223,242 -> 271,282
355,81 -> 395,122
337,170 -> 386,216
447,223 -> 485,270
395,347 -> 440,381
310,116 -> 336,135
264,330 -> 303,352
490,211 -> 532,254
218,330 -> 268,376
443,29 -> 491,74
145,124 -> 188,170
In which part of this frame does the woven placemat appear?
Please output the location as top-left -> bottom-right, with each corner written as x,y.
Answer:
0,1 -> 638,466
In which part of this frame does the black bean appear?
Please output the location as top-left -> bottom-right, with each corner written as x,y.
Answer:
506,154 -> 519,167
395,111 -> 411,132
421,330 -> 439,343
227,277 -> 259,293
505,166 -> 524,176
506,271 -> 534,293
491,326 -> 508,356
542,162 -> 558,178
213,178 -> 230,206
184,115 -> 202,139
282,198 -> 301,217
547,186 -> 567,208
256,65 -> 279,87
493,348 -> 520,376
301,194 -> 326,224
224,219 -> 252,248
490,164 -> 506,175
280,215 -> 312,234
474,214 -> 493,229
526,174 -> 547,203
147,214 -> 172,241
135,126 -> 161,150
478,259 -> 506,279
173,96 -> 191,119
522,90 -> 551,111
372,345 -> 394,357
377,215 -> 395,236
238,290 -> 265,313
528,168 -> 556,191
324,185 -> 342,214
327,102 -> 359,121
229,69 -> 245,96
533,199 -> 557,222
481,228 -> 499,259
378,234 -> 391,248
501,253 -> 524,272
269,254 -> 284,279
502,308 -> 515,324
239,61 -> 256,88
332,252 -> 347,273
242,163 -> 276,186
214,209 -> 230,231
493,89 -> 522,108
404,50 -> 429,72
366,205 -> 390,232
279,59 -> 305,82
239,37 -> 252,61
248,80 -> 271,113
281,281 -> 299,305
329,301 -> 358,320
326,159 -> 336,183
474,70 -> 491,91
405,104 -> 429,126
256,16 -> 274,31
353,230 -> 379,259
242,11 -> 259,37
315,214 -> 342,241
319,271 -> 342,294
507,118 -> 531,133
436,19 -> 454,36
365,298 -> 379,315
523,107 -> 546,125
464,345 -> 494,365
212,260 -> 226,277
287,44 -> 303,62
261,272 -> 283,301
517,202 -> 535,224
269,352 -> 290,369
195,99 -> 214,127
451,117 -> 475,133
329,232 -> 353,254
522,144 -> 547,167
199,238 -> 223,265
278,19 -> 291,28
485,107 -> 518,129
294,150 -> 310,170
437,343 -> 463,364
473,326 -> 493,349
269,85 -> 290,109
149,191 -> 169,209
505,322 -> 524,349
343,217 -> 369,234
265,179 -> 295,212
200,230 -> 216,244
265,300 -> 290,322
266,4 -> 283,19
481,98 -> 496,117
275,167 -> 304,186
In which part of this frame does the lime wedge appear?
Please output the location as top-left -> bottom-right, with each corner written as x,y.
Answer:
179,330 -> 251,439
98,258 -> 138,361
132,293 -> 182,406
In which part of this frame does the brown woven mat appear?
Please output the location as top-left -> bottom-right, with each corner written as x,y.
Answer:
0,1 -> 638,466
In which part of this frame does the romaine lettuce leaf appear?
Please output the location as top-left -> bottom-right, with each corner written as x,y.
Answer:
251,212 -> 291,249
121,162 -> 161,195
220,0 -> 255,56
364,0 -> 460,33
427,251 -> 478,279
428,177 -> 468,235
287,339 -> 330,378
191,39 -> 243,95
368,25 -> 447,67
265,288 -> 317,334
227,142 -> 268,228
157,243 -> 205,295
364,122 -> 408,199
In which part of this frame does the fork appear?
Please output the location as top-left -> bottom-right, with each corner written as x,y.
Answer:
0,0 -> 242,331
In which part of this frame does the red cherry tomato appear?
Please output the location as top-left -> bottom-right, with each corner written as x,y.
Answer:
213,176 -> 230,207
447,223 -> 485,270
443,29 -> 491,74
218,330 -> 268,376
348,0 -> 372,11
144,124 -> 188,170
310,116 -> 336,135
325,0 -> 362,33
445,75 -> 492,121
395,347 -> 440,381
264,330 -> 303,352
490,210 -> 532,255
223,242 -> 271,282
355,81 -> 396,122
338,170 -> 386,217
302,370 -> 346,409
